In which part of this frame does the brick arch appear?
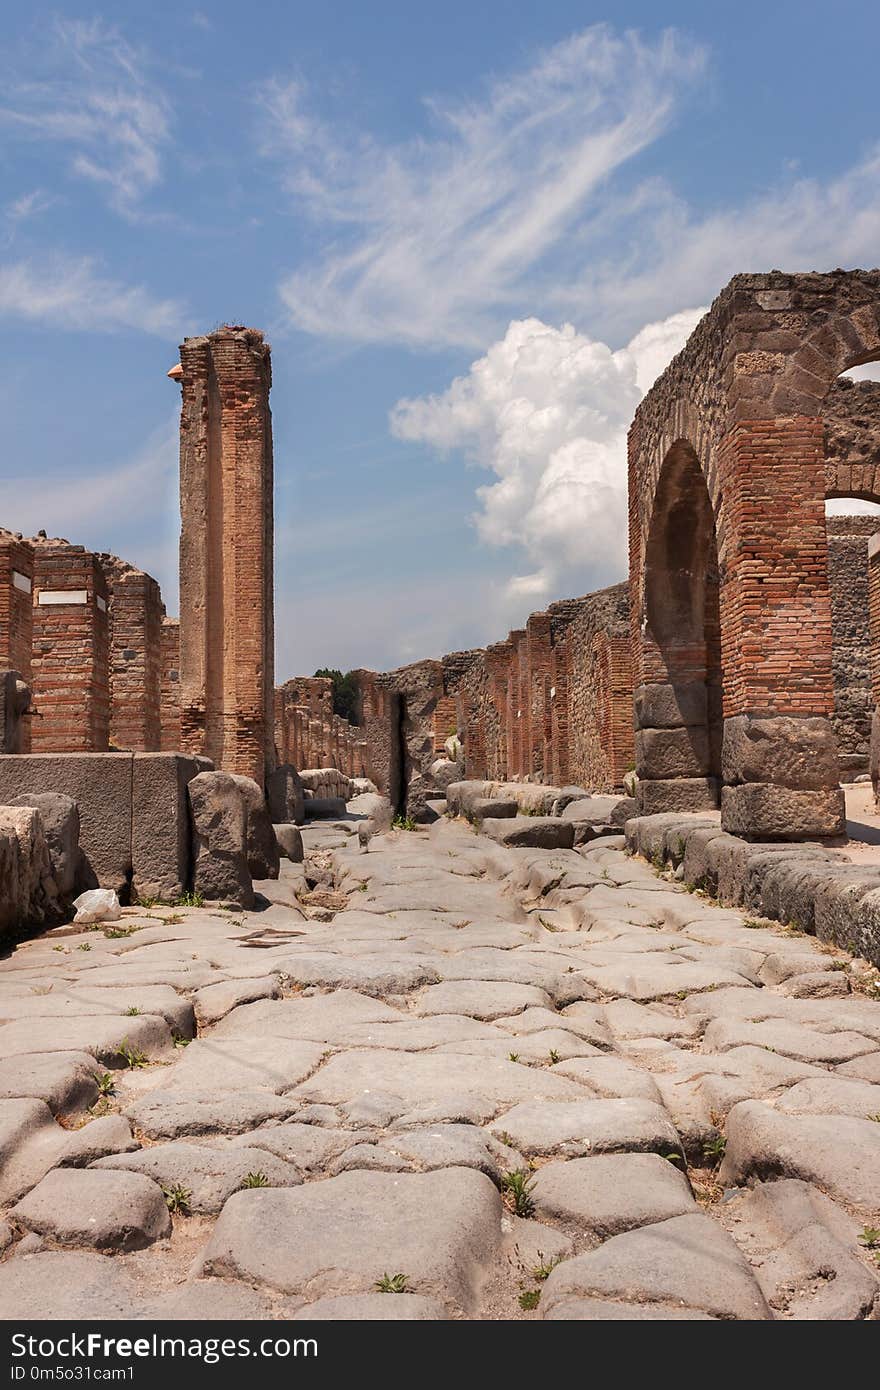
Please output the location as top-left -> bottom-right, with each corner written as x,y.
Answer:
627,270 -> 880,838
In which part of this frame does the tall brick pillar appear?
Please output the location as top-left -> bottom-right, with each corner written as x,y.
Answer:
485,642 -> 512,779
716,419 -> 843,837
172,326 -> 275,788
159,617 -> 181,752
526,613 -> 552,779
31,542 -> 110,752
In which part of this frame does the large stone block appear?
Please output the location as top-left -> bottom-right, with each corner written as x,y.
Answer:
871,707 -> 880,804
131,754 -> 202,902
267,764 -> 305,826
722,714 -> 840,791
636,778 -> 719,815
8,792 -> 81,900
634,682 -> 707,730
0,754 -> 133,892
635,728 -> 710,779
721,784 -> 845,840
230,774 -> 280,881
0,671 -> 31,753
188,771 -> 253,910
0,806 -> 59,939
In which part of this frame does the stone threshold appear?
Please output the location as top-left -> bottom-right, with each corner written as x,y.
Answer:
624,812 -> 880,971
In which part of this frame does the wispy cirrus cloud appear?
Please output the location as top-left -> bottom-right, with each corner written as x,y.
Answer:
261,25 -> 708,348
0,255 -> 184,335
0,18 -> 172,216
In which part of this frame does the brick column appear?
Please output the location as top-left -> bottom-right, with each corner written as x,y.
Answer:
505,631 -> 525,777
717,418 -> 844,837
173,326 -> 274,788
99,555 -> 162,752
31,543 -> 109,752
485,641 -> 512,779
526,613 -> 552,779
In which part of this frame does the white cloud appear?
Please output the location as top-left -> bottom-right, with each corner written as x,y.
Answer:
263,25 -> 707,348
0,255 -> 183,335
390,308 -> 703,610
0,18 -> 171,215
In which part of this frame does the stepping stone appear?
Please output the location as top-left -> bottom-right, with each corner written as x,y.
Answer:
125,1088 -> 298,1139
0,1251 -> 136,1319
542,1213 -> 771,1320
724,1179 -> 879,1319
0,1015 -> 172,1063
94,1141 -> 301,1212
481,817 -> 574,849
293,1294 -> 446,1319
198,1168 -> 502,1313
721,1100 -> 880,1216
11,1168 -> 170,1250
58,1115 -> 139,1167
332,1124 -> 521,1181
213,990 -> 401,1042
550,1057 -> 664,1103
530,1154 -> 696,1236
0,1051 -> 99,1113
193,976 -> 282,1026
489,1098 -> 682,1158
165,1038 -> 326,1094
415,980 -> 550,1020
227,1123 -> 358,1173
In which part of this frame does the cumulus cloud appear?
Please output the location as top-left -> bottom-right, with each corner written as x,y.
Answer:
0,255 -> 183,335
0,18 -> 171,215
262,25 -> 707,348
391,308 -> 703,611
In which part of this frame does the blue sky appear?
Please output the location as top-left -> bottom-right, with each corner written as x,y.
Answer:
1,2 -> 879,677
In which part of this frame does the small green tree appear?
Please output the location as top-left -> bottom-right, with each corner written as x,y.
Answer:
314,668 -> 358,722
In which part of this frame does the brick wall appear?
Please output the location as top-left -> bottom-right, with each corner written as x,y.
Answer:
30,541 -> 109,753
98,554 -> 163,752
552,583 -> 633,790
159,617 -> 181,752
0,532 -> 34,681
827,516 -> 876,775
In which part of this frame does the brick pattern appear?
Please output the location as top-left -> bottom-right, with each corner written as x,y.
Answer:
30,543 -> 109,753
0,533 -> 34,680
159,617 -> 181,753
98,554 -> 163,752
274,676 -> 368,779
176,326 -> 275,787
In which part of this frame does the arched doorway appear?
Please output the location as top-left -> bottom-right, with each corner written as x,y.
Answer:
636,440 -> 722,811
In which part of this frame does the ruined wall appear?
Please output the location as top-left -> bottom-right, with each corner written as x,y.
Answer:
826,516 -> 876,776
275,675 -> 368,779
823,377 -> 880,498
30,540 -> 110,753
553,583 -> 633,791
159,617 -> 181,753
174,325 -> 275,787
350,669 -> 401,804
0,531 -> 34,680
98,554 -> 163,752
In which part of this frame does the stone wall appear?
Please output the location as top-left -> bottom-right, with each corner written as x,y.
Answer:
554,583 -> 634,791
160,617 -> 181,752
0,531 -> 34,681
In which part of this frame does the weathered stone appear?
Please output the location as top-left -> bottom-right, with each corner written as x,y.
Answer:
267,763 -> 305,826
634,681 -> 707,729
542,1214 -> 771,1320
636,727 -> 709,779
187,770 -> 253,909
124,1088 -> 297,1139
530,1153 -> 696,1236
416,979 -> 550,1021
722,714 -> 841,791
720,1100 -> 880,1215
11,1168 -> 170,1250
165,1037 -> 326,1093
131,754 -> 202,901
0,1251 -> 136,1320
0,1051 -> 99,1113
0,805 -> 59,939
721,784 -> 845,839
481,817 -> 574,850
489,1099 -> 682,1159
93,1141 -> 301,1212
58,1115 -> 138,1167
776,1075 -> 880,1119
138,1280 -> 280,1321
274,823 -> 304,862
637,778 -> 719,815
9,792 -> 81,899
293,1293 -> 446,1320
198,1168 -> 502,1312
193,975 -> 281,1026
230,773 -> 280,880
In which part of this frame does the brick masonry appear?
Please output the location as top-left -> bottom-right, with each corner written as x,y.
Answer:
30,540 -> 110,754
174,326 -> 275,788
98,553 -> 163,752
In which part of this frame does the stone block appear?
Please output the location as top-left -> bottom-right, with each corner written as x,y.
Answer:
469,797 -> 518,823
8,792 -> 81,899
722,714 -> 840,791
131,754 -> 201,901
721,784 -> 845,840
871,707 -> 880,803
0,753 -> 133,892
634,682 -> 707,729
636,778 -> 719,815
636,727 -> 709,779
480,817 -> 574,850
0,806 -> 59,939
275,824 -> 304,862
187,771 -> 253,910
230,774 -> 280,880
267,764 -> 305,826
